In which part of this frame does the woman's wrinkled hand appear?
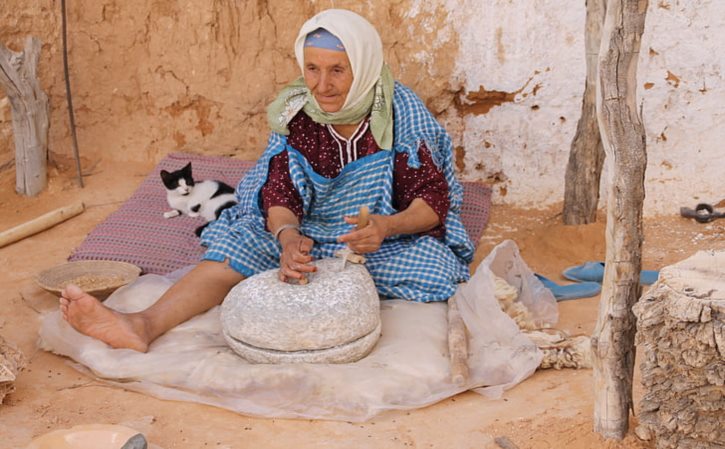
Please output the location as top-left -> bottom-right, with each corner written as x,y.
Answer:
338,214 -> 389,254
278,233 -> 316,283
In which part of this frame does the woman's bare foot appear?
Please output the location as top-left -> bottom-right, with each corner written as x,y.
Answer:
59,284 -> 150,352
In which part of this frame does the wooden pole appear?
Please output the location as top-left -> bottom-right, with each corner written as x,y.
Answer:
61,0 -> 85,188
591,0 -> 648,440
447,295 -> 469,386
0,37 -> 49,196
563,0 -> 607,225
0,202 -> 85,248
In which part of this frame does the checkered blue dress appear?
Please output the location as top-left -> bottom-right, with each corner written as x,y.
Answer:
201,83 -> 474,302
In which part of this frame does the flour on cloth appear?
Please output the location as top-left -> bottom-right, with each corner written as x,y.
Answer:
39,240 -> 555,421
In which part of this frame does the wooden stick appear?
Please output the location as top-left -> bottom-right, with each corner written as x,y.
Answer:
0,37 -> 50,196
592,0 -> 648,440
61,0 -> 84,188
334,249 -> 366,264
356,206 -> 370,230
447,295 -> 469,386
0,202 -> 85,248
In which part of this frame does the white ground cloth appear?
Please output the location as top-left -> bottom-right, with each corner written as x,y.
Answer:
39,240 -> 557,421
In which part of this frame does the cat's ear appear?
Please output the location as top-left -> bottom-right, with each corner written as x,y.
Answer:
159,170 -> 173,186
182,162 -> 192,174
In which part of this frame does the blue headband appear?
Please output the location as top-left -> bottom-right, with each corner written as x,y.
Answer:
304,27 -> 346,52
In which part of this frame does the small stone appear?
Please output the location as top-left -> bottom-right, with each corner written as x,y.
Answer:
0,336 -> 26,404
120,434 -> 148,449
494,436 -> 520,449
634,425 -> 652,441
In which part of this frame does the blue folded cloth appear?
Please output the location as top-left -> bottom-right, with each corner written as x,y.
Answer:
534,274 -> 602,301
562,261 -> 659,285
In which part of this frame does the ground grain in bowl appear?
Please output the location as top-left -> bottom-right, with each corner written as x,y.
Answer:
59,275 -> 127,291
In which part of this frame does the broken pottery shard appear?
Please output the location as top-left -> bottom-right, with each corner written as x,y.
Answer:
221,258 -> 381,364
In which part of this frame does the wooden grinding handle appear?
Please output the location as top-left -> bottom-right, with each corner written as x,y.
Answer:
447,295 -> 469,386
356,206 -> 370,230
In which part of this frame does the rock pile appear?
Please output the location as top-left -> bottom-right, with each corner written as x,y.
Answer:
633,250 -> 724,449
0,335 -> 25,404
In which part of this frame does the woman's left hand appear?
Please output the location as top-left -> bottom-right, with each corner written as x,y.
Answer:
338,214 -> 389,254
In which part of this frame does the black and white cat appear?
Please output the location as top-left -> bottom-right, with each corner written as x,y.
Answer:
160,162 -> 237,236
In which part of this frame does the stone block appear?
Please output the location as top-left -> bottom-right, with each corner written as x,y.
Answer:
221,258 -> 381,364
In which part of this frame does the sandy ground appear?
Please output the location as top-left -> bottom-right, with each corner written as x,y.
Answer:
0,159 -> 723,449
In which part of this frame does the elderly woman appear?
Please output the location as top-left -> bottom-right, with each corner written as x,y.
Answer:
60,9 -> 474,352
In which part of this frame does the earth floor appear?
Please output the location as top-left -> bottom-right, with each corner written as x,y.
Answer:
0,160 -> 723,449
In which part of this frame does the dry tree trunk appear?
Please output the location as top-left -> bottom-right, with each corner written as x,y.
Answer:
563,0 -> 607,224
591,0 -> 648,440
633,251 -> 725,449
0,37 -> 49,196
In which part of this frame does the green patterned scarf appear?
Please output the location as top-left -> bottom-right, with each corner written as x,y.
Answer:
267,65 -> 394,150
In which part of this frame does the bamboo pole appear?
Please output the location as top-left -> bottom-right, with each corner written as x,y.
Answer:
0,202 -> 85,248
591,0 -> 648,439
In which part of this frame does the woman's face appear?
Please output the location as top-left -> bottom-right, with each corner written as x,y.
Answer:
303,47 -> 354,113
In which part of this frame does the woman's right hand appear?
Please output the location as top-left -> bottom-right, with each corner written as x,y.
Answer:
278,231 -> 316,283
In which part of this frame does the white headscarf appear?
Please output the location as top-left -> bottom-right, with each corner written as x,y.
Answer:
293,9 -> 384,111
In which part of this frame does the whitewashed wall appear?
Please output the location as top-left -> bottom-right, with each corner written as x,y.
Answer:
1,0 -> 719,215
637,0 -> 724,214
439,0 -> 723,215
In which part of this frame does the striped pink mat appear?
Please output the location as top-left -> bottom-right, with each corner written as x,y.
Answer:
69,152 -> 491,274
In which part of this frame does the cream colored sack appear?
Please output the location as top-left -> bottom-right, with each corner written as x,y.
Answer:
39,240 -> 555,421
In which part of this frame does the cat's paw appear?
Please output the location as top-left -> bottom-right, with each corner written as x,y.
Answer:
163,210 -> 181,219
188,212 -> 200,218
